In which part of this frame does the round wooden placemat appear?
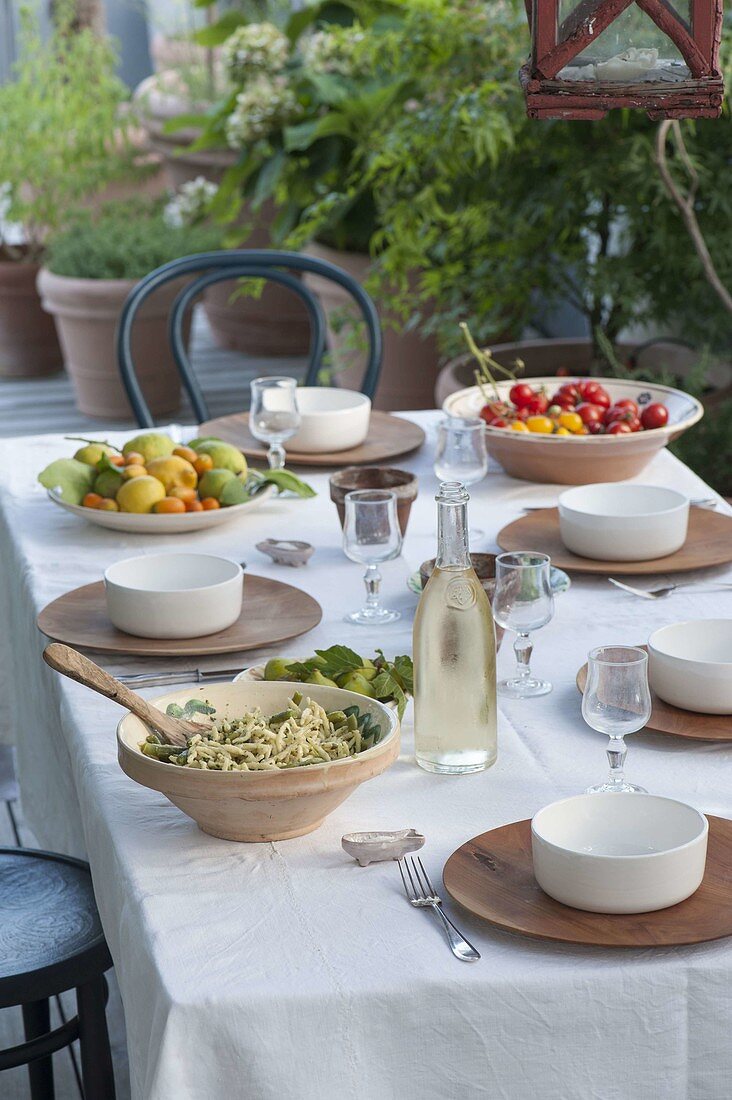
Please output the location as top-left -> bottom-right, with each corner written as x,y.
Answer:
576,650 -> 732,742
443,816 -> 732,948
37,576 -> 322,657
198,411 -> 425,467
496,507 -> 732,575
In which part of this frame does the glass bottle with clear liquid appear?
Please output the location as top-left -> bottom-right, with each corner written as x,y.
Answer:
413,481 -> 497,774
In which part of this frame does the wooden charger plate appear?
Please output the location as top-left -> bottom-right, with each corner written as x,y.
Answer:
497,507 -> 732,575
198,411 -> 425,467
576,649 -> 732,742
443,816 -> 732,948
37,576 -> 322,657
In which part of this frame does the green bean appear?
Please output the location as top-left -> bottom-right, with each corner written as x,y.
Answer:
291,691 -> 303,706
269,709 -> 295,726
326,710 -> 347,726
141,742 -> 181,761
346,714 -> 359,732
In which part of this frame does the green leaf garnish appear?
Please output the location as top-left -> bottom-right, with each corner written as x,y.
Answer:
38,458 -> 96,504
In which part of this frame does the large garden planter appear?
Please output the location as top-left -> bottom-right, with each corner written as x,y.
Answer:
37,268 -> 187,420
303,241 -> 441,411
134,74 -> 309,358
0,259 -> 61,378
435,337 -> 732,408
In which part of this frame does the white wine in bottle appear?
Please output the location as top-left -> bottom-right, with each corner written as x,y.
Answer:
413,481 -> 497,774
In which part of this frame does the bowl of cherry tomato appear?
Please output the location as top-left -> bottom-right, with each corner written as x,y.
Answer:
442,377 -> 703,484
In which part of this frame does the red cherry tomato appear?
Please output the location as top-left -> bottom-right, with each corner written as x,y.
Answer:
524,393 -> 549,415
576,402 -> 605,426
578,381 -> 611,409
549,391 -> 577,410
514,406 -> 531,421
509,383 -> 536,409
641,403 -> 669,430
585,421 -> 606,435
487,417 -> 510,428
557,382 -> 581,404
606,421 -> 632,434
614,398 -> 638,416
604,405 -> 633,425
479,401 -> 509,424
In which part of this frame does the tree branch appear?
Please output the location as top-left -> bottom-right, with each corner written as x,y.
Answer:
655,119 -> 732,316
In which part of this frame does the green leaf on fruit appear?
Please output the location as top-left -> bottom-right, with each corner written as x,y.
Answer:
250,468 -> 316,498
371,670 -> 408,720
38,458 -> 96,504
314,645 -> 364,677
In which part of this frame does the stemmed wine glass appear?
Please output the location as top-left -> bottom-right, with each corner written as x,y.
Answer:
343,489 -> 403,625
249,376 -> 300,469
492,551 -> 554,698
583,645 -> 651,794
434,417 -> 488,541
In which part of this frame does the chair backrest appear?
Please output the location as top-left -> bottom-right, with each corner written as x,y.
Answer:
116,249 -> 383,428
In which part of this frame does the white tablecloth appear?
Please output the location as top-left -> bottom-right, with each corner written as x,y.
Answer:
1,413 -> 732,1100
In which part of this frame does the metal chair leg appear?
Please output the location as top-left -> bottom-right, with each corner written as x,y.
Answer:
76,975 -> 116,1100
21,998 -> 55,1100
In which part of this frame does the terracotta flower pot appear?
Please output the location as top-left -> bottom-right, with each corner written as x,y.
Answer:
37,267 -> 185,420
0,258 -> 62,378
303,241 -> 442,412
135,73 -> 309,358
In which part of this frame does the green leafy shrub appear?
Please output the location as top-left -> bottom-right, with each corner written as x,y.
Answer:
0,5 -> 144,261
46,200 -> 222,281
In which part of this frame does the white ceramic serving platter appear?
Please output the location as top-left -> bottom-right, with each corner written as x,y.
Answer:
443,377 -> 703,442
48,484 -> 275,533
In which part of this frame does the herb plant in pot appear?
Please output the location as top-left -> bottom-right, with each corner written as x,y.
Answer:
0,7 -> 142,378
38,198 -> 221,420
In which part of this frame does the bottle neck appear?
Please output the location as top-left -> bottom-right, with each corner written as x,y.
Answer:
435,482 -> 470,569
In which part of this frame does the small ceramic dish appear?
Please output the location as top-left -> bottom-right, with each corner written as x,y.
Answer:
648,619 -> 732,715
287,388 -> 371,453
558,483 -> 689,561
409,558 -> 571,598
104,553 -> 243,639
531,793 -> 708,914
341,829 -> 425,866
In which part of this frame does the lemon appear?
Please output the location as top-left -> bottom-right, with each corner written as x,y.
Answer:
147,455 -> 198,493
122,433 -> 175,465
116,476 -> 166,514
194,441 -> 247,475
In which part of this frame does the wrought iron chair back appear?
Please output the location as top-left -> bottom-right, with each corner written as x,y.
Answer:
117,249 -> 383,427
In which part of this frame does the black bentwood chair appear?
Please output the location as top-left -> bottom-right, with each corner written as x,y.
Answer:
0,848 -> 116,1099
117,249 -> 384,428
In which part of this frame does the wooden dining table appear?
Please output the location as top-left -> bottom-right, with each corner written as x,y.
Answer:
1,411 -> 731,1100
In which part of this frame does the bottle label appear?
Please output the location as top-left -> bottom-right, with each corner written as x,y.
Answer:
445,577 -> 477,610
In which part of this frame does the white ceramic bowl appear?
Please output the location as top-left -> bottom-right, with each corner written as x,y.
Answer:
648,620 -> 732,715
104,553 -> 243,639
532,793 -> 708,914
558,483 -> 689,561
48,484 -> 274,533
443,377 -> 703,484
117,681 -> 400,841
288,388 -> 371,453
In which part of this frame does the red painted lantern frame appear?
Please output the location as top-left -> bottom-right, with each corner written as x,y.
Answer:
521,0 -> 724,118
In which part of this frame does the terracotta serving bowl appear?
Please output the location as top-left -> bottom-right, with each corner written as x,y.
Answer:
330,466 -> 418,535
443,377 -> 703,485
117,681 -> 400,842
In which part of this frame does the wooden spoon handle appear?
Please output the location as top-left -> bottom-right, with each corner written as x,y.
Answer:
43,643 -> 186,746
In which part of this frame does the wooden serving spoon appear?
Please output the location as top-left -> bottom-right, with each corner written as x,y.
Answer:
43,643 -> 204,748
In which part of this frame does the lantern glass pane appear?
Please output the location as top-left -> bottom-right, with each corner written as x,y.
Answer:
557,3 -> 691,82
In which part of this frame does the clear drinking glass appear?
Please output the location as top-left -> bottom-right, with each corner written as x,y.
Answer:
343,489 -> 403,625
492,551 -> 554,698
583,646 -> 651,794
434,417 -> 488,540
249,376 -> 300,469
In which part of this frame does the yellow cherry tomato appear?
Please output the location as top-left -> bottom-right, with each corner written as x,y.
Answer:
510,420 -> 530,432
526,415 -> 555,434
555,426 -> 571,436
558,411 -> 584,434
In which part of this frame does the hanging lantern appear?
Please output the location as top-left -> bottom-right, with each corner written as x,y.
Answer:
521,0 -> 724,119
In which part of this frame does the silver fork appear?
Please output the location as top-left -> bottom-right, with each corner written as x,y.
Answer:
609,577 -> 732,600
397,856 -> 480,962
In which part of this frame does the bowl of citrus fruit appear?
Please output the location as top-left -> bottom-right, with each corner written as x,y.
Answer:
38,432 -> 314,533
444,376 -> 703,485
